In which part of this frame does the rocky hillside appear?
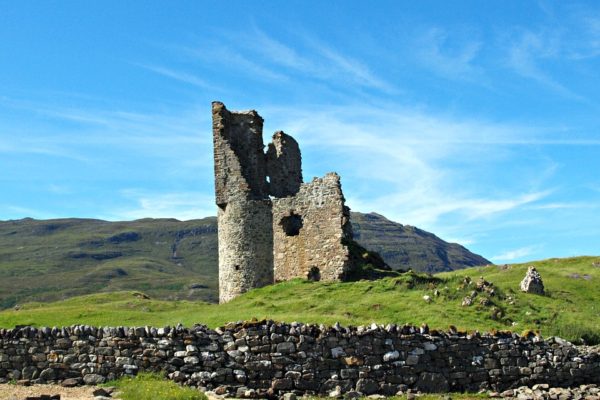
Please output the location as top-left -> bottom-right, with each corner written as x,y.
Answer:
351,212 -> 490,273
0,213 -> 489,308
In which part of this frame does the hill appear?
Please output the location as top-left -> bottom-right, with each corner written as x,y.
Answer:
1,256 -> 598,344
0,217 -> 219,308
0,213 -> 489,308
352,212 -> 490,272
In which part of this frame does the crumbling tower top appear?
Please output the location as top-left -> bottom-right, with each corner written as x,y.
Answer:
266,131 -> 302,198
212,101 -> 268,207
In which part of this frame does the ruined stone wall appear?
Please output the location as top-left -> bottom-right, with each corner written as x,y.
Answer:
213,101 -> 358,302
1,323 -> 598,396
265,131 -> 302,198
272,173 -> 353,282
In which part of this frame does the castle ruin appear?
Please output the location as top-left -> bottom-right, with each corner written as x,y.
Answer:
212,102 -> 357,303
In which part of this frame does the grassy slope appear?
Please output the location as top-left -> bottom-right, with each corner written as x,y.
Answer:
1,256 -> 598,344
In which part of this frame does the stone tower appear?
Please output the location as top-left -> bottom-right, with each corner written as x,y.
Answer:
212,101 -> 357,303
212,102 -> 274,303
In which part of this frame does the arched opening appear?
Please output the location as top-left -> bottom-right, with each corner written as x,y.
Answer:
307,266 -> 321,282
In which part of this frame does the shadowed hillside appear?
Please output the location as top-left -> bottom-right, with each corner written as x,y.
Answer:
351,212 -> 490,273
0,213 -> 489,308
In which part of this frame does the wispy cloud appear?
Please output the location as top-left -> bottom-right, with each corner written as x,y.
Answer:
1,205 -> 57,220
46,184 -> 73,195
527,201 -> 599,210
561,9 -> 600,61
504,3 -> 600,100
136,64 -> 214,89
262,103 -> 555,234
110,189 -> 215,221
416,28 -> 486,83
0,136 -> 91,162
507,30 -> 583,99
181,43 -> 290,83
175,28 -> 394,94
0,96 -> 211,155
310,42 -> 393,92
491,246 -> 538,262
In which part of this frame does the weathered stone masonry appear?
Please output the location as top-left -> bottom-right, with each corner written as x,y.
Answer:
0,323 -> 598,395
213,102 -> 356,303
272,174 -> 352,282
213,104 -> 274,304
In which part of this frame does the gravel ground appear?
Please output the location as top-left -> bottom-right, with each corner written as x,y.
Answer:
0,383 -> 107,400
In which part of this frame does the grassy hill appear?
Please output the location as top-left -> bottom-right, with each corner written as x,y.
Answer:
0,213 -> 489,308
1,256 -> 598,345
0,217 -> 219,308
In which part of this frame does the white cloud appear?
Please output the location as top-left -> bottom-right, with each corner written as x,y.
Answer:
506,30 -> 582,99
527,202 -> 599,210
2,205 -> 57,220
416,28 -> 486,83
177,28 -> 394,93
311,43 -> 393,92
261,103 -> 555,234
0,98 -> 211,161
136,64 -> 214,89
110,190 -> 215,221
491,246 -> 538,262
181,43 -> 290,83
46,184 -> 73,194
504,5 -> 600,100
0,136 -> 91,162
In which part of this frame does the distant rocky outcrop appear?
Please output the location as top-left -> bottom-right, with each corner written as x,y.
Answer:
520,266 -> 545,294
351,212 -> 491,272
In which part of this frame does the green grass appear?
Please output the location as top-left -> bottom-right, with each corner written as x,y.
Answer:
1,256 -> 599,344
106,373 -> 207,400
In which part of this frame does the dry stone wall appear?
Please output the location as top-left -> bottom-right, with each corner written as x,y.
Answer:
1,323 -> 598,397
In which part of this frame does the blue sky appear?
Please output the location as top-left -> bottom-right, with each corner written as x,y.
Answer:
1,1 -> 599,263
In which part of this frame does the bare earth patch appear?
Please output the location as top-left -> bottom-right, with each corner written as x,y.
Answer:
0,383 -> 105,400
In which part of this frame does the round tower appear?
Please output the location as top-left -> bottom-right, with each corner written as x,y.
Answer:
212,102 -> 274,303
